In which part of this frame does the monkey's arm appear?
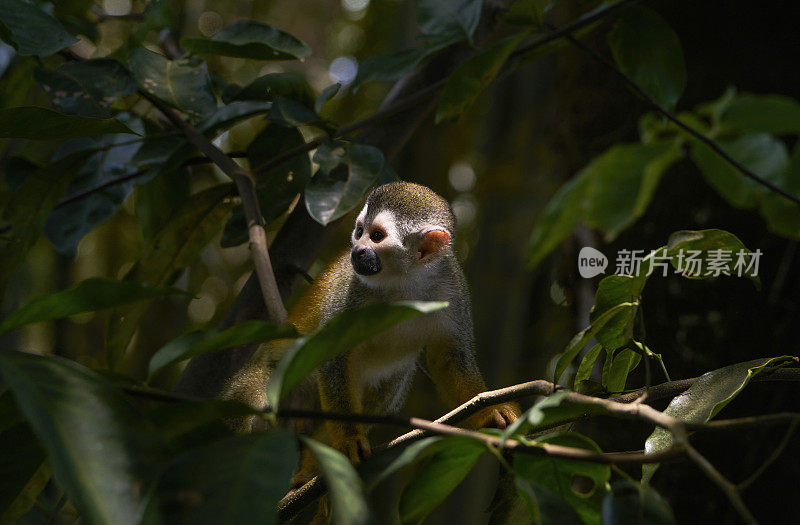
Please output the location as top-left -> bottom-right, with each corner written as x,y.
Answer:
426,336 -> 520,429
317,354 -> 371,462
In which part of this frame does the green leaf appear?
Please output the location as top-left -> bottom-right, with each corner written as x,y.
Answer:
0,106 -> 136,139
642,356 -> 794,482
505,0 -> 555,27
0,0 -> 77,57
301,437 -> 371,525
584,142 -> 679,241
666,228 -> 762,287
601,347 -> 641,393
601,480 -> 676,525
399,436 -> 486,524
305,142 -> 386,226
515,477 -> 584,525
136,166 -> 191,241
267,96 -> 321,127
590,275 -> 643,352
224,72 -> 315,107
0,278 -> 185,336
128,48 -> 218,121
316,83 -> 341,113
361,437 -> 442,489
267,301 -> 448,408
143,430 -> 297,525
553,302 -> 637,384
503,391 -> 610,440
527,172 -> 590,269
0,150 -> 93,295
107,185 -> 233,366
353,39 -> 453,89
0,352 -> 167,525
34,59 -> 137,118
758,142 -> 800,239
435,31 -> 529,123
223,124 -> 311,247
574,343 -> 603,389
719,93 -> 800,135
416,0 -> 482,44
148,321 -> 297,377
182,20 -> 310,61
0,417 -> 49,523
516,432 -> 610,525
607,6 -> 686,110
45,124 -> 146,256
691,133 -> 789,209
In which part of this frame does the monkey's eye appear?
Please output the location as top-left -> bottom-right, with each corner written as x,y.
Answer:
356,226 -> 364,238
370,230 -> 385,243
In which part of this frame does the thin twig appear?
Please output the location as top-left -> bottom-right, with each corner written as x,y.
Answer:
737,419 -> 799,491
561,30 -> 800,206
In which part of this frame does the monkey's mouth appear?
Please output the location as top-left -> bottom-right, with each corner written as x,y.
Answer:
351,248 -> 382,276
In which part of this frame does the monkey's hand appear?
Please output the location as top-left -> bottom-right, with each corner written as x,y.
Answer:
466,402 -> 521,430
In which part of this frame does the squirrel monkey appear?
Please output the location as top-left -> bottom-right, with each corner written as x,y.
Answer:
223,181 -> 519,483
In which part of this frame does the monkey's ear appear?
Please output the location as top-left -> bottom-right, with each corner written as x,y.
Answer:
418,228 -> 451,261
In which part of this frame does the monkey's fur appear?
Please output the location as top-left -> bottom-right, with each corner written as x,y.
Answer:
222,181 -> 519,486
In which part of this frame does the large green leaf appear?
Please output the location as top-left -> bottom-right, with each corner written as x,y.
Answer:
718,93 -> 800,135
757,142 -> 800,239
601,347 -> 641,393
107,185 -> 233,367
266,301 -> 447,408
34,59 -> 137,118
416,0 -> 482,44
148,399 -> 257,447
527,172 -> 590,269
0,150 -> 93,295
601,480 -> 676,525
128,48 -> 218,121
515,432 -> 610,525
642,356 -> 794,482
527,141 -> 680,268
0,352 -> 167,525
305,142 -> 386,226
0,395 -> 49,524
0,0 -> 77,57
690,133 -> 789,209
398,436 -> 486,524
584,142 -> 678,241
44,121 -> 146,256
666,229 -> 761,287
267,96 -> 321,128
0,278 -> 186,336
300,437 -> 371,525
607,6 -> 686,110
182,21 -> 310,61
148,321 -> 297,377
143,431 -> 297,525
435,31 -> 529,123
515,477 -> 583,525
0,106 -> 136,139
354,39 -> 453,89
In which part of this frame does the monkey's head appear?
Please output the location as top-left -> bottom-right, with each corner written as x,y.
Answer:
350,182 -> 455,288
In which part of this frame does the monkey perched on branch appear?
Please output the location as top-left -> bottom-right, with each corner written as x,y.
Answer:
223,181 -> 519,486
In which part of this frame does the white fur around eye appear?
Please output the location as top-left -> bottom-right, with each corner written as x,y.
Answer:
370,210 -> 399,242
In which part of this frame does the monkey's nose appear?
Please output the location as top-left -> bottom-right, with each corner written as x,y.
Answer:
351,247 -> 381,276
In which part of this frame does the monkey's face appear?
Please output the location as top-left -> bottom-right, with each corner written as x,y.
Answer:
351,207 -> 451,288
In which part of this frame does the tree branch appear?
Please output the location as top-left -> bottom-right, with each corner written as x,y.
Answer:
139,92 -> 287,325
560,27 -> 800,206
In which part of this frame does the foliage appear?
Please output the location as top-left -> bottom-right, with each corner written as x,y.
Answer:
0,0 -> 797,524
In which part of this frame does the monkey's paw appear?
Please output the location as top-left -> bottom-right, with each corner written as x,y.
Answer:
333,433 -> 372,464
467,402 -> 521,430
